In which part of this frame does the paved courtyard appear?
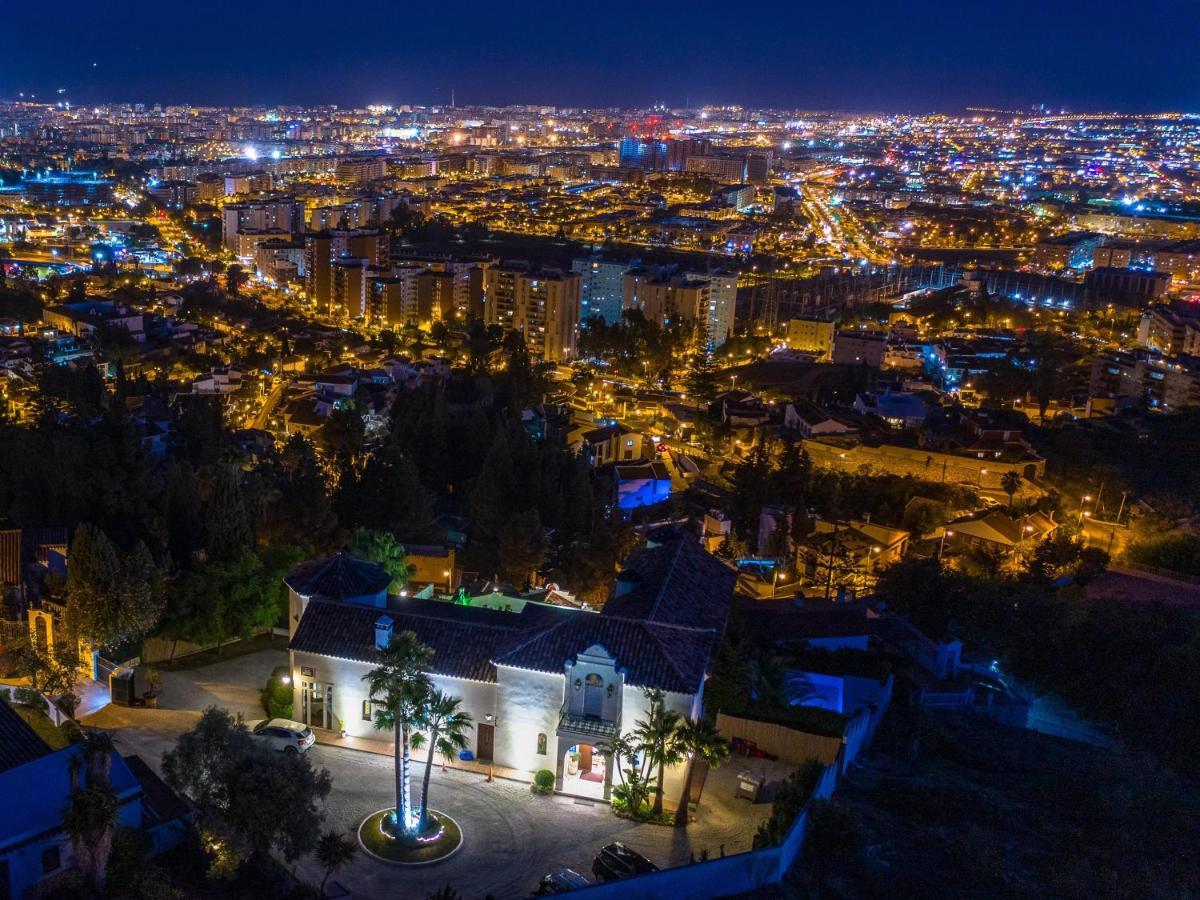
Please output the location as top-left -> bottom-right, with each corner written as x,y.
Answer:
81,649 -> 773,899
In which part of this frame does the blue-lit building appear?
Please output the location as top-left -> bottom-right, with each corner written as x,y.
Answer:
614,460 -> 672,512
618,138 -> 669,172
572,256 -> 635,324
0,172 -> 114,207
0,701 -> 190,899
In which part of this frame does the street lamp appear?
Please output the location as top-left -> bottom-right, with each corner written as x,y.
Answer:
938,529 -> 954,562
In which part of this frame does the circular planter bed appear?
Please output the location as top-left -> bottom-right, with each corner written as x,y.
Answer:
357,809 -> 463,865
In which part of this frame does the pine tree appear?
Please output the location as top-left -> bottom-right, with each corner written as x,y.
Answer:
203,464 -> 253,563
66,523 -> 122,648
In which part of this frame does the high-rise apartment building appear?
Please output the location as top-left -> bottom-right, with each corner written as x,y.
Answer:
686,271 -> 737,349
417,270 -> 455,324
684,155 -> 747,181
623,268 -> 710,327
571,256 -> 635,324
368,277 -> 407,329
475,264 -> 581,362
304,229 -> 389,313
222,198 -> 306,253
334,156 -> 387,187
332,258 -> 369,320
619,137 -> 669,172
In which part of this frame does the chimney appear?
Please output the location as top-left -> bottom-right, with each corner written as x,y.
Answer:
374,615 -> 394,650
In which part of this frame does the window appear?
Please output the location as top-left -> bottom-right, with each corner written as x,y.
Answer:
362,699 -> 373,721
41,845 -> 61,875
537,733 -> 547,756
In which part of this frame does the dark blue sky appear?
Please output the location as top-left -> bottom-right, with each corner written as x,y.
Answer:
4,0 -> 1198,111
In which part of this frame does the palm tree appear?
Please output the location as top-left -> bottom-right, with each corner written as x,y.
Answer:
602,732 -> 651,814
363,630 -> 433,838
315,829 -> 359,896
633,690 -> 685,817
63,732 -> 118,892
671,717 -> 731,828
1000,470 -> 1022,509
410,691 -> 473,833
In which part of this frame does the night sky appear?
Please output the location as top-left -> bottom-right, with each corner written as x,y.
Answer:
4,0 -> 1198,111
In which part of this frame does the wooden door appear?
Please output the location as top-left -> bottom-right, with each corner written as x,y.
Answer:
476,723 -> 495,762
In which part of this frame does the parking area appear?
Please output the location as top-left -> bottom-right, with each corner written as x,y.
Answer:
82,649 -> 771,898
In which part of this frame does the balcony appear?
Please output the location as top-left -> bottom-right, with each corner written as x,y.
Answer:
557,703 -> 620,743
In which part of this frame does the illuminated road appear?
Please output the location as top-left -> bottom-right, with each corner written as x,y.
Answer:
798,184 -> 890,264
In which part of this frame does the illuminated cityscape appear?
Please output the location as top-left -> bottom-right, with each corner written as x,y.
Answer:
2,25 -> 1200,900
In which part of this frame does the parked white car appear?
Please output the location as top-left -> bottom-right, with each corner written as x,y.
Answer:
246,718 -> 316,754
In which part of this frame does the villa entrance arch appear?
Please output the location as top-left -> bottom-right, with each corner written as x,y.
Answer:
559,741 -> 609,799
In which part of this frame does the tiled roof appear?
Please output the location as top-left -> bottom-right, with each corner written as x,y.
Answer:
0,700 -> 50,774
289,538 -> 732,696
290,597 -> 565,683
493,615 -> 715,694
603,535 -> 736,633
285,553 -> 392,601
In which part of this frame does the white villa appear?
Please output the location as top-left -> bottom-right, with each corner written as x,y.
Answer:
285,533 -> 736,804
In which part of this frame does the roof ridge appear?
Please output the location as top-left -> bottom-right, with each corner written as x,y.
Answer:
639,619 -> 700,690
490,614 -> 572,664
647,538 -> 688,622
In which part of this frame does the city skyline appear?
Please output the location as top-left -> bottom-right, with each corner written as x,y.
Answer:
4,0 -> 1200,111
2,23 -> 1200,898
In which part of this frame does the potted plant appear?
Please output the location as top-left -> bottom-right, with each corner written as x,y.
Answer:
144,667 -> 162,708
337,717 -> 347,738
567,751 -> 580,776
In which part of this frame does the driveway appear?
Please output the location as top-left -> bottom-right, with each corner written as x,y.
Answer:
81,648 -> 287,773
290,744 -> 762,899
81,649 -> 769,899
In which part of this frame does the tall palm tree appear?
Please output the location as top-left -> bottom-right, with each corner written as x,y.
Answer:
63,732 -> 118,892
410,690 -> 473,833
632,690 -> 685,817
362,630 -> 433,838
671,717 -> 732,827
1001,470 -> 1022,509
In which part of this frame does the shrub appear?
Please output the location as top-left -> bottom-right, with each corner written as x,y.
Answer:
59,719 -> 85,744
260,676 -> 293,720
753,760 -> 825,848
13,686 -> 47,710
532,768 -> 555,795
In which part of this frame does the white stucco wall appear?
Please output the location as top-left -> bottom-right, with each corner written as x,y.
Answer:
564,645 -> 624,723
289,651 -> 496,749
620,685 -> 696,802
495,664 -> 566,775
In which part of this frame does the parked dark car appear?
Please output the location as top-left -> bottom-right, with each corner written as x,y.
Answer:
591,843 -> 659,882
534,866 -> 590,894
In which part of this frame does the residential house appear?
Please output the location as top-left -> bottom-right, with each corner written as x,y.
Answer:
798,518 -> 910,590
614,461 -> 672,511
192,366 -> 244,396
854,390 -> 928,429
945,509 -> 1057,554
0,701 -> 189,899
783,401 -> 857,439
404,545 -> 459,593
285,537 -> 735,804
568,422 -> 642,468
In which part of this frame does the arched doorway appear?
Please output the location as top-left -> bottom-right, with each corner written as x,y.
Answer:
561,742 -> 608,799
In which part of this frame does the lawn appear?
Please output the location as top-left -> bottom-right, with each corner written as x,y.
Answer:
7,701 -> 69,749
